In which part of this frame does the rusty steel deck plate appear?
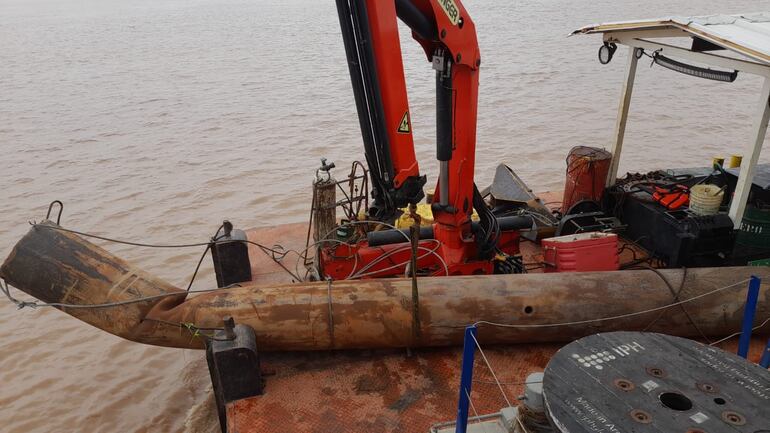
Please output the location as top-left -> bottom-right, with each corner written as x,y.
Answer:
227,344 -> 558,432
226,338 -> 765,433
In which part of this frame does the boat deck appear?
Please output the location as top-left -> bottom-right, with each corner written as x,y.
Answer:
228,344 -> 558,432
229,216 -> 768,433
227,340 -> 764,433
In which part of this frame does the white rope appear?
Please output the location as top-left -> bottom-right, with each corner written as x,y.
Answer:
312,221 -> 450,279
515,415 -> 532,433
709,315 -> 770,346
464,388 -> 490,433
471,333 -> 513,407
349,240 -> 439,278
292,238 -> 353,279
469,278 -> 751,329
2,278 -> 194,310
350,241 -> 449,278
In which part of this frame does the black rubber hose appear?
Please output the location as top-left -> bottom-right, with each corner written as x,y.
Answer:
395,0 -> 437,41
436,59 -> 453,162
334,0 -> 387,199
367,215 -> 532,247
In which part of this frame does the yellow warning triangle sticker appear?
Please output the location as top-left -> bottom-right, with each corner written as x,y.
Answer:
397,111 -> 411,134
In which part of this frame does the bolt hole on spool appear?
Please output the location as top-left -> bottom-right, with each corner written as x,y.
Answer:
523,305 -> 534,314
659,392 -> 693,411
613,378 -> 634,391
721,411 -> 746,426
629,409 -> 652,424
646,366 -> 666,378
713,397 -> 726,405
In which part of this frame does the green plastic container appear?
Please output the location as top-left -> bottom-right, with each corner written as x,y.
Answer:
737,206 -> 770,248
749,258 -> 770,267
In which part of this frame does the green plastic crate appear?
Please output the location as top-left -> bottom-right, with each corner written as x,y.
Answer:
749,258 -> 770,267
737,206 -> 770,248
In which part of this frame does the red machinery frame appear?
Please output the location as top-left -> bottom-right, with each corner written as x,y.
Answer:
326,0 -> 515,278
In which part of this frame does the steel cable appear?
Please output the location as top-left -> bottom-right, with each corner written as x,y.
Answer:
29,222 -> 303,281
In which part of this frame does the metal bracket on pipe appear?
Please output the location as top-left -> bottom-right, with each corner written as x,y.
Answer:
45,200 -> 64,225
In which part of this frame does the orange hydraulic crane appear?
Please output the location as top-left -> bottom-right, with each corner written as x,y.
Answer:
323,0 -> 530,277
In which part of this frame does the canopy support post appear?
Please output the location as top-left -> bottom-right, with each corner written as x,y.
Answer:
606,47 -> 640,187
728,76 -> 770,228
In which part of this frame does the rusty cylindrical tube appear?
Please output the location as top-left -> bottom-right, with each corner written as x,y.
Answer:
561,146 -> 611,213
1,222 -> 768,351
312,172 -> 336,243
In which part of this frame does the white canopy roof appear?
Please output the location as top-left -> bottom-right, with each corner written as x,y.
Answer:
575,13 -> 770,228
573,13 -> 770,64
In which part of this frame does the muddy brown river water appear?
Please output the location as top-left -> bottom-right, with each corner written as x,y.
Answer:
2,0 -> 770,431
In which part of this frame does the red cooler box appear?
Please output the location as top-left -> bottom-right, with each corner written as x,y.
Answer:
542,232 -> 619,273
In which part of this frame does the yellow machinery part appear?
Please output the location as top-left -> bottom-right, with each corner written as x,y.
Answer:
395,203 -> 478,228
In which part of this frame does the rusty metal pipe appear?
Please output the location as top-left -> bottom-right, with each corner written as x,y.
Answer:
2,222 -> 768,351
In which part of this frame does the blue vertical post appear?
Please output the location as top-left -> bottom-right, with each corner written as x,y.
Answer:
456,325 -> 477,433
760,339 -> 770,369
738,276 -> 761,359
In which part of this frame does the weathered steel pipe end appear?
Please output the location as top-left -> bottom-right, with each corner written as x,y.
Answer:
1,221 -> 193,347
2,221 -> 114,304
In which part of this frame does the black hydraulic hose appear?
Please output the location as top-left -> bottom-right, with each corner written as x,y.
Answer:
334,0 -> 387,200
395,0 -> 437,41
367,215 -> 533,247
436,57 -> 453,162
350,0 -> 395,192
473,183 -> 500,259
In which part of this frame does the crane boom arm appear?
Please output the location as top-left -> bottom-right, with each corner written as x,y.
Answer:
332,0 -> 500,275
334,0 -> 479,226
